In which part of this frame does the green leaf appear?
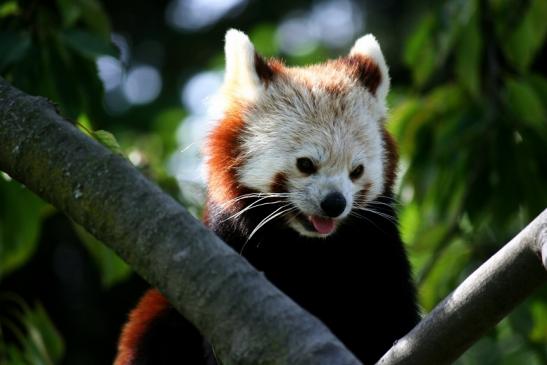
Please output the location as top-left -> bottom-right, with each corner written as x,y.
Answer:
0,297 -> 64,365
59,30 -> 116,59
526,73 -> 547,102
529,297 -> 547,343
388,97 -> 422,156
0,179 -> 44,279
77,0 -> 112,37
73,224 -> 132,288
504,78 -> 546,132
455,11 -> 482,99
24,304 -> 65,363
92,130 -> 124,156
0,32 -> 31,71
419,238 -> 470,310
404,14 -> 437,87
502,0 -> 547,71
0,1 -> 20,18
55,0 -> 82,27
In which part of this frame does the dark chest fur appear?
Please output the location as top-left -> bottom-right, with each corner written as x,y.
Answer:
206,195 -> 420,364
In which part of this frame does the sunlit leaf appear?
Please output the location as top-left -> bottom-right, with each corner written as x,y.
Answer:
501,0 -> 547,71
0,1 -> 19,18
92,130 -> 124,156
24,304 -> 64,363
76,114 -> 93,133
0,297 -> 64,365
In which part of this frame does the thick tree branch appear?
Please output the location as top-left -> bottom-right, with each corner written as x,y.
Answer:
0,78 -> 360,364
377,209 -> 547,365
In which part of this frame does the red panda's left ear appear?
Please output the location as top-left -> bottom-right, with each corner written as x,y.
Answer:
223,29 -> 279,101
348,34 -> 390,100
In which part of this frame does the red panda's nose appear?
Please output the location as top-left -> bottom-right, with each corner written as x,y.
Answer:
320,192 -> 346,218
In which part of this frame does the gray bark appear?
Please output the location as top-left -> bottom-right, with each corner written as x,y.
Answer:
377,209 -> 547,365
0,78 -> 360,364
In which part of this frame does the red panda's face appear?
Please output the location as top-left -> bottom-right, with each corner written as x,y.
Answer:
206,30 -> 395,238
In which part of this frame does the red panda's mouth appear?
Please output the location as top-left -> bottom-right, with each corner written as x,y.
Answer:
308,215 -> 336,235
294,213 -> 337,235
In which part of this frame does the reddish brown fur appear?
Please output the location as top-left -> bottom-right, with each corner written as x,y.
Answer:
381,128 -> 399,193
322,81 -> 346,96
341,55 -> 382,95
356,181 -> 372,204
114,289 -> 170,365
206,106 -> 247,208
254,53 -> 284,86
270,172 -> 288,193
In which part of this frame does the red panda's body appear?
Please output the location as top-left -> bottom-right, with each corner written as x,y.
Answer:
115,30 -> 420,365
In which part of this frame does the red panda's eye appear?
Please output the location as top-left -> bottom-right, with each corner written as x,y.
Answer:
350,165 -> 364,180
296,157 -> 316,175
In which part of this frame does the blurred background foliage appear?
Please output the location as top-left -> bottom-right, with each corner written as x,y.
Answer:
0,0 -> 545,363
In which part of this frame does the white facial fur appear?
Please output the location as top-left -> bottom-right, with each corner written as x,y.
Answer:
210,29 -> 391,237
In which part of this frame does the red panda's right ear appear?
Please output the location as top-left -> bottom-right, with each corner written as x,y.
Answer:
348,34 -> 390,100
223,29 -> 278,100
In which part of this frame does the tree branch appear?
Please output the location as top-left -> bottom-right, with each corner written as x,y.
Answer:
377,209 -> 547,365
0,78 -> 360,364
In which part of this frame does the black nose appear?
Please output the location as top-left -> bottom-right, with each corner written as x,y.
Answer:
320,192 -> 346,217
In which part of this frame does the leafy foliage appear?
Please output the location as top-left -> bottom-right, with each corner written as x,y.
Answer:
391,0 -> 547,362
0,178 -> 46,279
0,295 -> 64,365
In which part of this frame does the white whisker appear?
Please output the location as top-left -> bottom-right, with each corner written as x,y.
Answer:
354,206 -> 397,224
240,205 -> 296,254
222,199 -> 288,222
350,211 -> 387,234
222,192 -> 293,208
245,205 -> 296,245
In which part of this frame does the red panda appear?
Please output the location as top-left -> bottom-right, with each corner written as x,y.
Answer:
114,29 -> 419,365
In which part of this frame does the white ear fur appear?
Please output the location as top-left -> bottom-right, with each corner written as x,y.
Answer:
350,34 -> 390,100
224,29 -> 261,100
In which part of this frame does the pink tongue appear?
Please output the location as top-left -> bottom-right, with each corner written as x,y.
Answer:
310,216 -> 335,234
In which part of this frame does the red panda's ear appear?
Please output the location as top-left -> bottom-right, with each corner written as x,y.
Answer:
224,29 -> 277,100
348,34 -> 390,100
